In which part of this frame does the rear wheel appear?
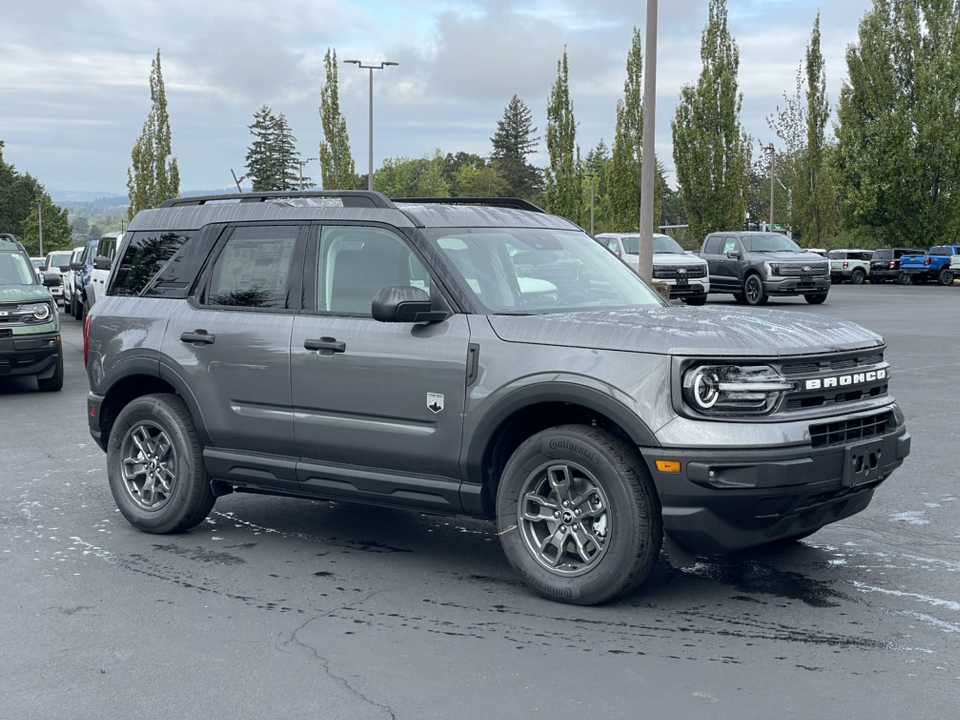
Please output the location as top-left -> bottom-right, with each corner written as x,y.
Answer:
851,268 -> 866,285
107,393 -> 216,534
805,292 -> 828,304
496,425 -> 662,605
938,268 -> 954,286
910,274 -> 925,286
743,274 -> 767,306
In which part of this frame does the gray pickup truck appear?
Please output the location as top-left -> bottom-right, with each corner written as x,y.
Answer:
699,231 -> 830,305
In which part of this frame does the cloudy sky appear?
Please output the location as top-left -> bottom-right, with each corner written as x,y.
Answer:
1,0 -> 875,197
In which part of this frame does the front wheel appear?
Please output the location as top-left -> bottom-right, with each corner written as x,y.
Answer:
743,274 -> 767,306
938,268 -> 954,286
107,393 -> 215,534
496,425 -> 662,605
805,292 -> 828,305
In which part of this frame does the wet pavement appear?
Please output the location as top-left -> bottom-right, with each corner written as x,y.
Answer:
2,285 -> 958,719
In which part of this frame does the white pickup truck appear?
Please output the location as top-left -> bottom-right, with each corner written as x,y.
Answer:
950,254 -> 960,283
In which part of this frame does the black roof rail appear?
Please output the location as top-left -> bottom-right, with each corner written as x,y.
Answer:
392,197 -> 546,213
158,190 -> 397,209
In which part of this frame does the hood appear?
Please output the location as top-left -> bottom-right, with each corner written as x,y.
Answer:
752,251 -> 825,264
0,285 -> 52,304
488,306 -> 882,357
623,252 -> 706,269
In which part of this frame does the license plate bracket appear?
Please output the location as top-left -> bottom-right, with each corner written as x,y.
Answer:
843,439 -> 885,487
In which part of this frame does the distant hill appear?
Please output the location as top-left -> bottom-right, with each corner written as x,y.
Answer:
51,189 -> 236,215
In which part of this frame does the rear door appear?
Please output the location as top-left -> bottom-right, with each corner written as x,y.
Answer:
712,236 -> 744,291
159,223 -> 305,487
289,224 -> 469,512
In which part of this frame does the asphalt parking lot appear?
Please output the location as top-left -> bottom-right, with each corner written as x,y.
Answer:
1,283 -> 958,720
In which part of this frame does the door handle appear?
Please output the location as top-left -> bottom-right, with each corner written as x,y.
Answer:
304,337 -> 346,355
180,330 -> 216,346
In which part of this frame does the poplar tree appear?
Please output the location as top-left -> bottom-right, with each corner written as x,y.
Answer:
127,50 -> 180,219
318,48 -> 358,191
608,28 -> 644,230
671,0 -> 751,240
545,48 -> 582,222
800,13 -> 832,245
835,0 -> 960,243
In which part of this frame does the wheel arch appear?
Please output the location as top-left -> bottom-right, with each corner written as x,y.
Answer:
460,383 -> 660,518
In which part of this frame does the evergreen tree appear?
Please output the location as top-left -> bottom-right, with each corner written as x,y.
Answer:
318,48 -> 357,191
671,0 -> 751,240
545,48 -> 582,222
835,0 -> 960,244
245,106 -> 303,191
127,50 -> 180,220
490,95 -> 543,201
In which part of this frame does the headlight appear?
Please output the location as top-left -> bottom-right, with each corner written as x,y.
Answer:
20,302 -> 52,321
764,262 -> 780,278
682,364 -> 794,416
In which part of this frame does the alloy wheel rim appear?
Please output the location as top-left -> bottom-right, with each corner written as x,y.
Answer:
120,421 -> 177,510
517,461 -> 611,577
746,277 -> 760,302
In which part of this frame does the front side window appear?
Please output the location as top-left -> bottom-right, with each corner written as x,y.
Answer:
722,238 -> 740,255
318,226 -> 429,315
205,226 -> 299,309
424,227 -> 664,314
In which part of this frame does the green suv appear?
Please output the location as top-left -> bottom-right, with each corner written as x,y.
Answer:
0,234 -> 63,391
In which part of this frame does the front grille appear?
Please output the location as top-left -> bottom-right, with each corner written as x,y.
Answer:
781,352 -> 883,376
809,411 -> 892,448
654,265 -> 707,279
778,263 -> 828,276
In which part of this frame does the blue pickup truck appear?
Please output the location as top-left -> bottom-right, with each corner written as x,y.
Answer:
899,245 -> 960,285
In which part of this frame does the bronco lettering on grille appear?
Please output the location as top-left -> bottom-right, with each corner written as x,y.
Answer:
804,368 -> 887,391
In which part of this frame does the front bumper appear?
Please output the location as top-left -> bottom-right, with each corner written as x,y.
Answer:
0,331 -> 61,378
762,276 -> 830,296
644,422 -> 910,554
655,278 -> 708,298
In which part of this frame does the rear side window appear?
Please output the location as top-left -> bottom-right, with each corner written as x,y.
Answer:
703,236 -> 722,254
204,226 -> 300,309
110,232 -> 191,296
97,237 -> 119,260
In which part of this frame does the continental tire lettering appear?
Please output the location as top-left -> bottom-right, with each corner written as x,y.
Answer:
520,571 -> 578,600
546,439 -> 595,462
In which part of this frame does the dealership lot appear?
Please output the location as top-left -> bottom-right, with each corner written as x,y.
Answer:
1,283 -> 957,720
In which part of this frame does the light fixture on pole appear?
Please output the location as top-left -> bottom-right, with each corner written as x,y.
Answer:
343,59 -> 399,192
298,157 -> 319,190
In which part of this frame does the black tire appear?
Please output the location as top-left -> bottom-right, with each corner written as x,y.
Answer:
938,268 -> 954,286
851,268 -> 866,285
910,274 -> 925,286
898,273 -> 910,285
496,425 -> 662,606
73,297 -> 82,320
81,296 -> 90,320
683,295 -> 707,306
37,344 -> 64,392
742,274 -> 767,306
107,393 -> 215,534
804,292 -> 828,304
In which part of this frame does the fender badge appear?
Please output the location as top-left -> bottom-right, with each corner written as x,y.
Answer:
427,392 -> 444,413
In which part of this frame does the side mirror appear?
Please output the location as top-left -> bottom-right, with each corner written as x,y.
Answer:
59,265 -> 70,273
94,256 -> 112,270
372,286 -> 449,323
42,272 -> 61,287
70,262 -> 82,271
39,264 -> 48,272
726,251 -> 741,260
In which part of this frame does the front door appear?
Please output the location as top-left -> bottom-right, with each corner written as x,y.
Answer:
290,225 -> 469,512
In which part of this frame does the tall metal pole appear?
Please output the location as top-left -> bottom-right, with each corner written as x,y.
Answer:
589,173 -> 596,236
344,60 -> 398,192
638,0 -> 658,281
769,144 -> 775,230
38,198 -> 44,257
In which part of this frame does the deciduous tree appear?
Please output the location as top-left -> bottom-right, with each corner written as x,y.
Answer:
318,49 -> 358,191
545,48 -> 582,222
671,0 -> 751,240
127,50 -> 179,219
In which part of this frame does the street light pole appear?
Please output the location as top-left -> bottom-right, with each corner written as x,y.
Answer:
38,198 -> 44,257
638,0 -> 658,282
768,144 -> 776,230
298,157 -> 319,190
343,60 -> 398,192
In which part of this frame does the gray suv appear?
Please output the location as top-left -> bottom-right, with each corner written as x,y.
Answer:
85,192 -> 910,605
700,231 -> 830,305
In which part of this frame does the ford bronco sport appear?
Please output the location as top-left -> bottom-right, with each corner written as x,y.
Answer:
85,192 -> 911,605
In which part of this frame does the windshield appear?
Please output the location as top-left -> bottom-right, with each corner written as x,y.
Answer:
424,227 -> 666,314
0,251 -> 38,285
741,234 -> 802,253
616,234 -> 686,255
48,252 -> 72,268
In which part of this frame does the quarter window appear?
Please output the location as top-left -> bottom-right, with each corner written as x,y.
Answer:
206,227 -> 299,309
110,231 -> 191,296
